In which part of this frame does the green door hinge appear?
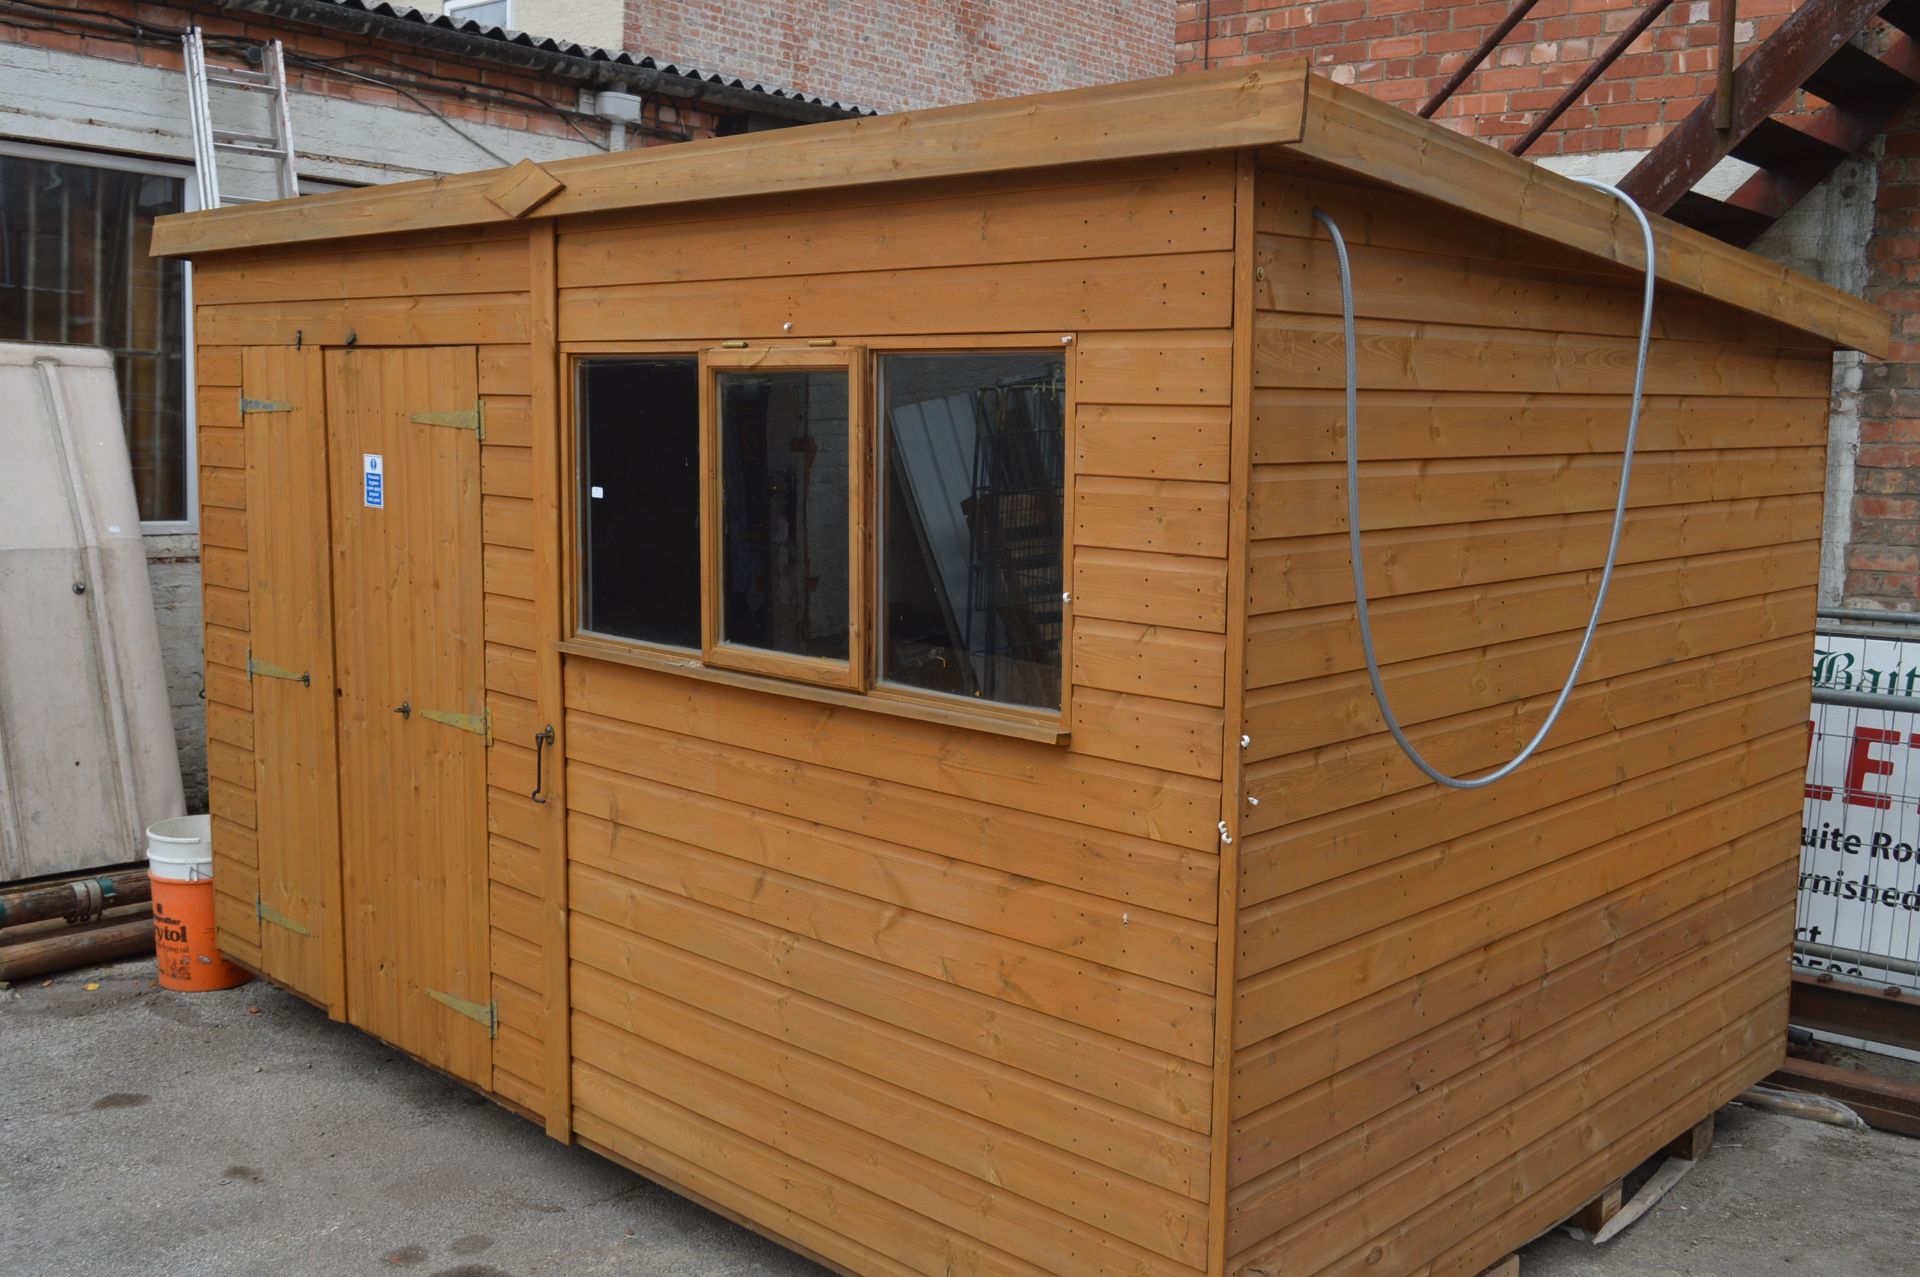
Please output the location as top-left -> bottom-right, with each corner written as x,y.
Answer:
409,402 -> 485,441
426,987 -> 498,1038
256,896 -> 312,936
247,650 -> 311,686
238,396 -> 293,414
420,706 -> 491,746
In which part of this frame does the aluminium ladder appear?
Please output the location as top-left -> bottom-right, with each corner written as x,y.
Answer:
182,26 -> 300,208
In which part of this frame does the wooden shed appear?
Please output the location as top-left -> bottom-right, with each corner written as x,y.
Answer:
152,63 -> 1887,1277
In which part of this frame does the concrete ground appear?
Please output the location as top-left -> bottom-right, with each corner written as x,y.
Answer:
4,958 -> 1917,1277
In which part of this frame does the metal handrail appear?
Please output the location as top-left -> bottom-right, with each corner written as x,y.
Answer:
1420,0 -> 1738,154
1821,606 -> 1920,626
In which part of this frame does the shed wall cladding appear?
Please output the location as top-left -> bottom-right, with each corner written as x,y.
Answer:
1226,157 -> 1834,1277
162,67 -> 1887,1277
550,156 -> 1237,1276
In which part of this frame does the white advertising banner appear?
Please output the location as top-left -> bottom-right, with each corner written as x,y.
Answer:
1799,632 -> 1920,992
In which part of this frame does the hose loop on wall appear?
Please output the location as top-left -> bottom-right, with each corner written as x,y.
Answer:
1313,178 -> 1657,789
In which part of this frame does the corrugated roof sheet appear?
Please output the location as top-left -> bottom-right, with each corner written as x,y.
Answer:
316,0 -> 875,114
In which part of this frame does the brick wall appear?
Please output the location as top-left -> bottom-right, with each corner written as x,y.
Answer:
623,1 -> 1174,112
1174,0 -> 1800,155
1850,106 -> 1920,609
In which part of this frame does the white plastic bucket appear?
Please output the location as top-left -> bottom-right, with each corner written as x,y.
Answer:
147,814 -> 214,883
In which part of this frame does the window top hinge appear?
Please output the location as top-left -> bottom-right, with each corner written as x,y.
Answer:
410,401 -> 485,441
239,395 -> 293,414
426,987 -> 498,1038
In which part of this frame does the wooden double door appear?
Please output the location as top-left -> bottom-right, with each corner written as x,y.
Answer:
241,344 -> 491,1086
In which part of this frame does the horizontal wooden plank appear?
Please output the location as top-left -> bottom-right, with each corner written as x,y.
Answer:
195,295 -> 530,347
1231,860 -> 1790,1182
200,467 -> 245,510
1243,588 -> 1813,760
1253,313 -> 1833,398
209,778 -> 257,831
1239,678 -> 1807,908
154,65 -> 1310,257
486,643 -> 538,700
200,506 -> 247,552
494,1024 -> 544,1098
211,817 -> 258,870
1251,447 -> 1824,539
481,445 -> 533,502
569,891 -> 1212,1131
563,729 -> 1214,931
206,701 -> 255,753
489,788 -> 545,849
1251,390 -> 1830,465
562,761 -> 1212,990
1077,404 -> 1232,481
485,593 -> 538,652
1253,229 -> 1838,348
200,424 -> 245,469
567,923 -> 1210,1199
483,495 -> 534,551
489,833 -> 543,898
201,546 -> 248,593
1228,964 -> 1784,1273
565,655 -> 1222,865
1077,477 -> 1229,557
1247,540 -> 1819,690
558,251 -> 1232,341
1074,548 -> 1228,633
490,880 -> 542,945
1241,635 -> 1808,830
491,928 -> 545,995
572,973 -> 1206,1267
493,973 -> 545,1045
192,234 -> 527,304
214,886 -> 261,950
568,816 -> 1213,1061
1069,688 -> 1225,780
478,347 -> 531,396
1240,725 -> 1802,977
1072,618 -> 1227,708
1236,794 -> 1798,1044
1249,491 -> 1824,613
204,585 -> 249,632
483,542 -> 536,601
572,1070 -> 1018,1277
204,663 -> 251,713
197,385 -> 239,431
197,346 -> 241,384
559,160 -> 1234,288
479,395 -> 532,448
207,738 -> 254,791
1075,331 -> 1233,406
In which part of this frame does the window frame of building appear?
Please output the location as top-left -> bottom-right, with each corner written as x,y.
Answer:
0,139 -> 201,534
563,337 -> 1074,741
445,0 -> 512,29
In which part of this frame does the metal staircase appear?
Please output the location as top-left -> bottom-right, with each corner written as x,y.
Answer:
1619,0 -> 1920,246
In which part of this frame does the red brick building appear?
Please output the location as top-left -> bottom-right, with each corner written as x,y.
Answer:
1178,0 -> 1920,610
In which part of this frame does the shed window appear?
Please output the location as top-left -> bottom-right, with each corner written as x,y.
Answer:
878,353 -> 1066,710
577,357 -> 700,648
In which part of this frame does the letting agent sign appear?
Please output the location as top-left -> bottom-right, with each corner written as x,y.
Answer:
1799,633 -> 1920,990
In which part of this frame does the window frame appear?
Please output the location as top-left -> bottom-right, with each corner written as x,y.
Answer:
559,334 -> 1076,742
700,344 -> 867,692
445,0 -> 513,28
0,139 -> 201,534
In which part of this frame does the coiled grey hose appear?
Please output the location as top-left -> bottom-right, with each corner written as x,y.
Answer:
1313,177 -> 1656,789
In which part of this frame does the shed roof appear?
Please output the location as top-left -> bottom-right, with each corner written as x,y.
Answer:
151,63 -> 1890,355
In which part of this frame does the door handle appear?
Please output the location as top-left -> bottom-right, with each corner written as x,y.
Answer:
531,724 -> 555,804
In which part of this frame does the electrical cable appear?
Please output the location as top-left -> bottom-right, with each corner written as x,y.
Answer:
1313,176 -> 1657,789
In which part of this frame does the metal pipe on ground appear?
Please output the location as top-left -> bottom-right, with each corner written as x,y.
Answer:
0,869 -> 149,930
0,915 -> 154,982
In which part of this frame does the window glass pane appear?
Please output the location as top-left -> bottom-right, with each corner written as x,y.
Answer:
578,358 -> 700,647
879,353 -> 1065,711
0,155 -> 187,522
447,0 -> 512,27
718,369 -> 850,661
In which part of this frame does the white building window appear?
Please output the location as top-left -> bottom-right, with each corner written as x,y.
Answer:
0,141 -> 196,530
446,0 -> 512,28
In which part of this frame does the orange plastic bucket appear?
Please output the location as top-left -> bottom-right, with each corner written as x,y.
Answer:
147,815 -> 251,992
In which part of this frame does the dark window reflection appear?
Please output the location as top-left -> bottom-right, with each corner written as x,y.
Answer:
0,156 -> 186,521
879,353 -> 1065,710
718,369 -> 850,661
578,358 -> 700,647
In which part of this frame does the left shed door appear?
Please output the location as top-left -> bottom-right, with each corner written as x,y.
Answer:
241,346 -> 345,1014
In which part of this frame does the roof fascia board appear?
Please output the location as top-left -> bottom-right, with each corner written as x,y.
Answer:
216,0 -> 858,121
151,63 -> 1312,258
1281,75 -> 1890,356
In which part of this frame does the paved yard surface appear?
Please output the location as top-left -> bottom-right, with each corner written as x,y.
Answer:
3,958 -> 1916,1277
